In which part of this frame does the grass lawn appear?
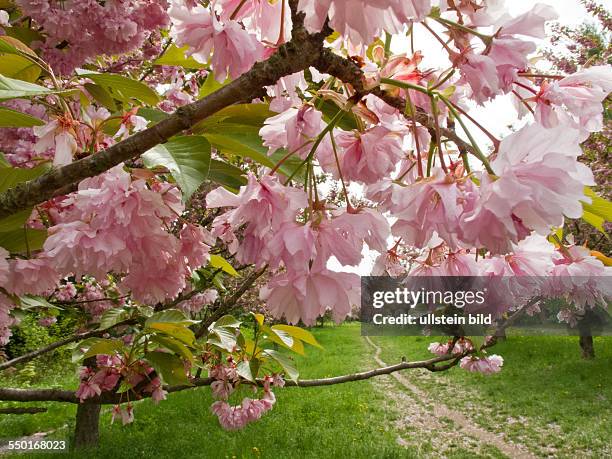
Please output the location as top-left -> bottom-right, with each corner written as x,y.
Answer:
1,324 -> 610,458
3,324 -> 408,459
373,333 -> 612,457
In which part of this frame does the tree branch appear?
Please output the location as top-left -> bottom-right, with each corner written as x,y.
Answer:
0,5 -> 327,220
0,351 -> 467,405
313,48 -> 480,159
0,407 -> 48,415
0,318 -> 136,372
195,266 -> 268,338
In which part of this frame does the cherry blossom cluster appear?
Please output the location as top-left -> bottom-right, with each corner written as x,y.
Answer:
16,0 -> 170,74
210,361 -> 284,430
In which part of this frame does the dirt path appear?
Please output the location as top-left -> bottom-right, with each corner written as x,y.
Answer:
364,336 -> 537,459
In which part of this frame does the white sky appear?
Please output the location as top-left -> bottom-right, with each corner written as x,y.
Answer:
329,0 -> 603,275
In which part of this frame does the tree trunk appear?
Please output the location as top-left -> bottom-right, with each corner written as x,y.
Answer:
577,314 -> 595,359
74,402 -> 101,449
579,335 -> 595,359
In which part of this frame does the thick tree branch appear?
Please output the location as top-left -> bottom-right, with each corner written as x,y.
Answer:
0,407 -> 48,415
0,351 -> 466,405
0,3 -> 327,220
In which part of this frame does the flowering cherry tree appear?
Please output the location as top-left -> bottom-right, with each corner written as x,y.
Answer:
0,0 -> 611,449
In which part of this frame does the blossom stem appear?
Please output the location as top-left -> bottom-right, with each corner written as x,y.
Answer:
329,131 -> 351,208
443,97 -> 500,149
268,140 -> 314,176
287,107 -> 349,182
230,0 -> 249,20
439,97 -> 495,175
518,72 -> 564,80
511,90 -> 535,114
430,95 -> 449,174
430,68 -> 456,91
276,0 -> 287,47
513,80 -> 538,95
405,91 -> 424,178
434,17 -> 492,44
422,21 -> 456,55
380,78 -> 431,96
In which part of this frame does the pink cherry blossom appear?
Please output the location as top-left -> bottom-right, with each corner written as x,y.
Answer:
315,208 -> 390,268
544,245 -> 611,310
33,117 -> 79,166
261,268 -> 360,325
179,224 -> 213,269
535,66 -> 612,131
0,10 -> 9,27
207,174 -> 307,266
260,105 -> 323,158
460,125 -> 594,253
169,2 -> 263,81
0,293 -> 18,346
177,289 -> 218,315
319,126 -> 404,184
111,404 -> 134,425
460,354 -> 504,375
456,53 -> 500,105
298,0 -> 431,43
391,169 -> 466,249
5,258 -> 59,296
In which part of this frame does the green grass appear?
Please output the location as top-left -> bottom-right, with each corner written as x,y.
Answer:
8,324 -> 408,459
2,325 -> 610,458
373,334 -> 612,457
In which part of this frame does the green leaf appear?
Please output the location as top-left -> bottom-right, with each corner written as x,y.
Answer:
79,71 -> 160,105
199,72 -> 229,99
3,28 -> 44,47
145,351 -> 192,385
195,104 -> 274,132
205,126 -> 274,168
72,337 -> 106,363
208,327 -> 238,352
0,36 -> 37,56
83,83 -> 117,112
19,295 -> 60,310
98,308 -> 129,330
0,162 -> 49,192
261,324 -> 302,354
236,360 -> 255,382
138,107 -> 169,123
82,339 -> 125,359
0,74 -> 63,100
149,334 -> 194,362
0,227 -> 47,253
0,54 -> 41,83
0,208 -> 33,232
145,309 -> 198,327
0,106 -> 44,127
261,349 -> 299,382
142,136 -> 211,201
214,315 -> 241,329
154,45 -> 207,69
208,159 -> 246,191
209,254 -> 239,277
147,322 -> 196,346
271,324 -> 322,349
582,188 -> 612,221
319,100 -> 359,131
582,210 -> 607,234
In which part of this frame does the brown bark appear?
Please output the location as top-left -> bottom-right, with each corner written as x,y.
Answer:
0,2 -> 328,219
74,402 -> 102,449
